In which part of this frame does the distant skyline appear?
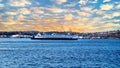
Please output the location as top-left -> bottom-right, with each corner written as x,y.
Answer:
0,0 -> 120,32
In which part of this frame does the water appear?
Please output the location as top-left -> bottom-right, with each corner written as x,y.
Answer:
0,38 -> 120,68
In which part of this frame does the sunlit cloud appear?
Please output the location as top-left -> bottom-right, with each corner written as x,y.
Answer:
64,14 -> 73,21
47,8 -> 65,13
8,0 -> 31,7
102,14 -> 112,19
81,7 -> 92,12
94,10 -> 105,15
30,7 -> 44,14
78,11 -> 91,17
17,14 -> 26,21
18,8 -> 31,14
103,0 -> 111,3
6,11 -> 17,15
112,12 -> 120,17
79,0 -> 88,5
51,0 -> 67,5
103,23 -> 120,27
100,4 -> 114,10
102,11 -> 120,19
2,21 -> 17,25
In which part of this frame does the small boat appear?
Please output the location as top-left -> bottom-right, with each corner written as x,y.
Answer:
31,33 -> 78,40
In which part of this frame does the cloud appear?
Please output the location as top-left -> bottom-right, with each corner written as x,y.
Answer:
30,7 -> 44,14
103,0 -> 111,3
112,12 -> 120,17
116,4 -> 120,9
8,0 -> 31,7
79,0 -> 88,5
48,8 -> 65,13
111,19 -> 120,22
102,14 -> 112,19
43,7 -> 69,13
94,10 -> 105,15
0,23 -> 9,31
1,21 -> 17,25
6,11 -> 17,15
78,11 -> 91,17
102,11 -> 120,19
1,24 -> 36,31
103,23 -> 120,27
77,18 -> 89,24
100,4 -> 114,10
64,2 -> 77,7
52,0 -> 67,5
0,4 -> 4,7
79,7 -> 93,17
81,7 -> 92,12
17,14 -> 26,21
64,14 -> 73,21
79,0 -> 98,5
5,7 -> 44,16
18,8 -> 31,14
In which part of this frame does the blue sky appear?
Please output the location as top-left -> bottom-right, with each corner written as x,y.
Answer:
0,0 -> 120,32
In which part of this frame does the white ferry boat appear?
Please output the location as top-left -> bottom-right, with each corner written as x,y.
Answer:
31,33 -> 78,40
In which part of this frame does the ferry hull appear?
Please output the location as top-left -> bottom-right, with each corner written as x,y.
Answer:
31,38 -> 78,40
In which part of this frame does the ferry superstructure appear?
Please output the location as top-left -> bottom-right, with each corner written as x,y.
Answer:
31,33 -> 78,40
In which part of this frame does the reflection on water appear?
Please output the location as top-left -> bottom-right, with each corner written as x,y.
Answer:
0,38 -> 120,68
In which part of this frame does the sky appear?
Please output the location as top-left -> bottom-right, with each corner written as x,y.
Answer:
0,0 -> 120,32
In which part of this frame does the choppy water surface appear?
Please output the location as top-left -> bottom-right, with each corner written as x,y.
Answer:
0,38 -> 120,68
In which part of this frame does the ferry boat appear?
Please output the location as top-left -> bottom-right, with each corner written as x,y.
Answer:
31,33 -> 78,40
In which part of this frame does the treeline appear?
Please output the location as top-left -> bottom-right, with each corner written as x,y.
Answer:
0,30 -> 120,39
78,30 -> 120,39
